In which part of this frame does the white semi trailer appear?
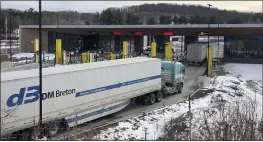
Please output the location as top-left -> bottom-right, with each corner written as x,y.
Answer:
1,57 -> 185,140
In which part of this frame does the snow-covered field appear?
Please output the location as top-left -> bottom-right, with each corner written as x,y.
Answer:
79,63 -> 262,141
224,63 -> 262,89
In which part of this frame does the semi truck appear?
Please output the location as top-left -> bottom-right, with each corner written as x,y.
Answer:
1,57 -> 185,140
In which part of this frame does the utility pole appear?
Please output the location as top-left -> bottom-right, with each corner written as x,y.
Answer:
207,4 -> 212,76
217,10 -> 220,61
5,17 -> 7,47
9,9 -> 12,63
38,0 -> 43,138
0,1 -> 2,139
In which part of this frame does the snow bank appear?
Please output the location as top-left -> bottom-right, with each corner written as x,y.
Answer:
12,53 -> 34,59
89,64 -> 262,141
11,53 -> 55,66
12,53 -> 55,61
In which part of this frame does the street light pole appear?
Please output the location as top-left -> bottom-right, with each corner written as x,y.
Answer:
207,4 -> 212,76
0,1 -> 2,139
38,0 -> 43,138
9,9 -> 12,63
217,10 -> 220,60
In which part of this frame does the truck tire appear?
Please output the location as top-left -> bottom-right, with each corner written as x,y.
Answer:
149,93 -> 156,105
47,121 -> 61,137
144,95 -> 150,105
155,91 -> 163,102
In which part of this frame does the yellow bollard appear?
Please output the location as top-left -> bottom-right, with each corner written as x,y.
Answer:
207,43 -> 213,76
165,42 -> 172,61
151,42 -> 156,58
56,39 -> 62,64
110,52 -> 117,60
88,52 -> 94,63
82,52 -> 87,63
122,41 -> 128,58
33,38 -> 39,63
87,51 -> 90,63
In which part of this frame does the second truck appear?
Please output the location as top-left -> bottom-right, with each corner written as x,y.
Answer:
1,57 -> 185,140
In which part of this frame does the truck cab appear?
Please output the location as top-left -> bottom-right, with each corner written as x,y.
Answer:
161,61 -> 185,95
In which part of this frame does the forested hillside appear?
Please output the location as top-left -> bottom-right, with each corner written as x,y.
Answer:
0,3 -> 262,36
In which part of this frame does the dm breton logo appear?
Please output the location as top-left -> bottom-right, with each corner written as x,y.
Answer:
7,85 -> 75,107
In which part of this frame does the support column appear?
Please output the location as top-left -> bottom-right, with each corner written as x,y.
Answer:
122,41 -> 128,58
165,42 -> 172,61
151,42 -> 156,58
56,39 -> 62,64
143,35 -> 147,49
34,38 -> 39,63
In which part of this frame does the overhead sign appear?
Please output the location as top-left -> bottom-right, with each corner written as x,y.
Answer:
199,32 -> 211,36
112,31 -> 121,36
162,32 -> 173,36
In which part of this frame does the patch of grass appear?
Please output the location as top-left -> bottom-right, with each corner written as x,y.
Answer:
158,111 -> 193,140
246,80 -> 259,92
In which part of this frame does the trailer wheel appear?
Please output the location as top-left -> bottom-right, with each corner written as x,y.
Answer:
47,121 -> 61,137
149,93 -> 156,105
144,95 -> 150,105
155,91 -> 163,102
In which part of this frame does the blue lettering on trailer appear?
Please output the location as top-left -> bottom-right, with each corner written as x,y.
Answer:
75,75 -> 161,97
6,75 -> 161,107
6,85 -> 40,107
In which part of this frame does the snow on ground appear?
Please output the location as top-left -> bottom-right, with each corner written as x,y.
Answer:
84,64 -> 262,141
224,63 -> 262,93
11,53 -> 55,66
12,53 -> 55,60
